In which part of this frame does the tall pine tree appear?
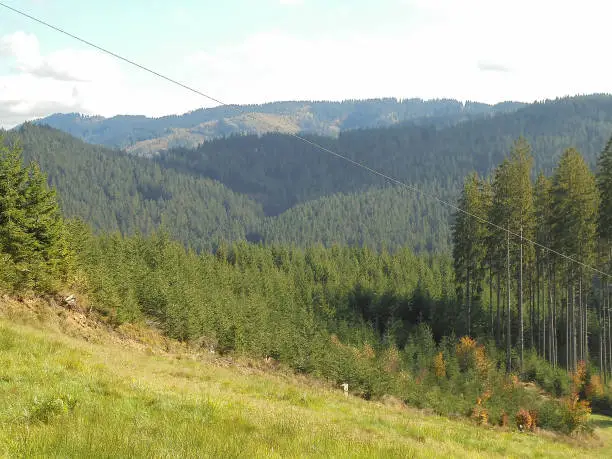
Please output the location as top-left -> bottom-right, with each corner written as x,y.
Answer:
452,172 -> 487,336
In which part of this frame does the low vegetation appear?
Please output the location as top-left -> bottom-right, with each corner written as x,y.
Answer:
1,297 -> 611,458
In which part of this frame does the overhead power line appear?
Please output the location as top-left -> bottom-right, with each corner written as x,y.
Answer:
1,1 -> 610,279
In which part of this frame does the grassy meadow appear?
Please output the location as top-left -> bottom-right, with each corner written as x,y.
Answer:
1,296 -> 611,458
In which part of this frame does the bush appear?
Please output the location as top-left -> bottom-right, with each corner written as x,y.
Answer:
471,405 -> 488,425
499,411 -> 509,427
585,374 -> 604,399
561,392 -> 592,433
27,394 -> 77,423
590,392 -> 612,416
432,352 -> 446,378
537,399 -> 564,432
515,408 -> 533,432
521,352 -> 571,397
455,336 -> 488,376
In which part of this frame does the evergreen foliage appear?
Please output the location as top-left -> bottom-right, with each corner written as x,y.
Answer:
0,138 -> 68,291
450,133 -> 612,420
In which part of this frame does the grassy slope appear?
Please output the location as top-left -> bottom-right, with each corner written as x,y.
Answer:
0,296 -> 610,458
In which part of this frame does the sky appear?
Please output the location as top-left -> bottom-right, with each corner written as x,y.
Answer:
1,0 -> 612,127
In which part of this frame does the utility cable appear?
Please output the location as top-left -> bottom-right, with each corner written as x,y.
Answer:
2,1 -> 610,279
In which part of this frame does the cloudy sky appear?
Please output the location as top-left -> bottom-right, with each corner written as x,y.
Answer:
1,0 -> 611,127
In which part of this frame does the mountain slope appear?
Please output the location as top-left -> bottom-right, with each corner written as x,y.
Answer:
2,124 -> 452,253
2,124 -> 264,252
157,94 -> 612,216
7,95 -> 612,254
1,296 -> 609,458
33,98 -> 525,155
256,186 -> 452,253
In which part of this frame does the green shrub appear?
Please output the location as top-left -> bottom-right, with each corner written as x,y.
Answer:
560,393 -> 592,434
535,399 -> 564,432
590,392 -> 612,416
521,352 -> 570,397
26,394 -> 78,423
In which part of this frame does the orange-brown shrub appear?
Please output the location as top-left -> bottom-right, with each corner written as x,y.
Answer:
455,336 -> 489,375
562,392 -> 591,432
471,405 -> 488,425
515,408 -> 533,432
433,352 -> 446,378
571,360 -> 588,394
499,411 -> 509,427
456,336 -> 477,371
528,410 -> 538,431
585,375 -> 604,398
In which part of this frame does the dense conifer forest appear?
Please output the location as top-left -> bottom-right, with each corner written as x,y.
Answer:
4,95 -> 612,434
6,94 -> 612,255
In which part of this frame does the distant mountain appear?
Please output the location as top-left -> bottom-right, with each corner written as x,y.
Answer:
32,98 -> 526,156
7,94 -> 612,254
156,95 -> 612,215
2,124 -> 264,252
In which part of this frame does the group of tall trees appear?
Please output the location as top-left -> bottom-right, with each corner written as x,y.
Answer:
5,95 -> 612,257
0,138 -> 68,291
452,136 -> 612,378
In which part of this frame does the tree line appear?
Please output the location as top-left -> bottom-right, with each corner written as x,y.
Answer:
8,95 -> 612,256
452,136 -> 612,380
35,97 -> 523,151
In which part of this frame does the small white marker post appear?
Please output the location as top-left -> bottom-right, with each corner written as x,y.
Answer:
341,383 -> 349,398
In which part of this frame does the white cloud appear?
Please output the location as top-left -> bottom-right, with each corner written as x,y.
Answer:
182,0 -> 612,106
3,0 -> 612,128
0,32 -> 127,127
0,32 -> 122,83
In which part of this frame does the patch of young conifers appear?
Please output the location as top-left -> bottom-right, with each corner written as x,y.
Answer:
331,328 -> 596,434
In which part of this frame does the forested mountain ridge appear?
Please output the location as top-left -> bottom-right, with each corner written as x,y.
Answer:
158,94 -> 612,215
1,124 -> 265,252
32,98 -> 525,156
1,124 -> 451,253
4,94 -> 612,254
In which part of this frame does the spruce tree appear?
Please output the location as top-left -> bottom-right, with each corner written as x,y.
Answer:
596,135 -> 612,378
0,140 -> 32,278
490,138 -> 535,370
535,173 -> 553,361
0,138 -> 68,290
597,136 -> 612,245
551,148 -> 599,370
452,172 -> 487,336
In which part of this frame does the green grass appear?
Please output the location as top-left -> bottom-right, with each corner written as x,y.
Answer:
1,300 -> 611,458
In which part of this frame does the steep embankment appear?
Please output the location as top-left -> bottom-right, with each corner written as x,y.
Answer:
1,295 -> 610,458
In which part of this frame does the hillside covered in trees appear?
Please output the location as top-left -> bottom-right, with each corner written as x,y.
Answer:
158,95 -> 612,216
33,98 -> 525,156
2,129 -> 611,437
5,94 -> 612,254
